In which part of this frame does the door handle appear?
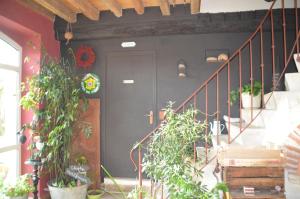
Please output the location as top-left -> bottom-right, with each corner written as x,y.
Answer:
146,110 -> 154,125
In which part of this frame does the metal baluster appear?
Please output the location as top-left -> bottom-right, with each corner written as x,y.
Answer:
295,0 -> 299,55
238,51 -> 243,132
249,40 -> 253,120
193,96 -> 197,163
138,146 -> 143,199
227,63 -> 231,144
216,73 -> 220,145
205,84 -> 208,163
260,26 -> 265,108
282,0 -> 287,66
271,9 -> 276,90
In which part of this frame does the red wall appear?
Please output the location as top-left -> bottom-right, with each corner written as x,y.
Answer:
0,0 -> 60,198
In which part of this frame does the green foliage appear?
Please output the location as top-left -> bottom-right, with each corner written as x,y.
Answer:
230,80 -> 262,105
1,174 -> 34,197
142,102 -> 222,199
20,52 -> 90,187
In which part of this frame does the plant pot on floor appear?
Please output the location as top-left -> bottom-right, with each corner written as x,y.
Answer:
87,189 -> 104,199
241,93 -> 261,109
48,183 -> 88,199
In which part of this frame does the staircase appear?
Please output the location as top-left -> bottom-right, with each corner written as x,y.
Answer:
130,0 -> 300,198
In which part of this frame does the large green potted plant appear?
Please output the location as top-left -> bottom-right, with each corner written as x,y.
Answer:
1,174 -> 34,199
20,52 -> 90,199
230,80 -> 262,109
142,102 -> 227,198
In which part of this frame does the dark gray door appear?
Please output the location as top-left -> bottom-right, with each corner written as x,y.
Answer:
105,51 -> 156,177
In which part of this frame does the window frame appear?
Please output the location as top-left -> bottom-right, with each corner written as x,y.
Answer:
0,31 -> 22,178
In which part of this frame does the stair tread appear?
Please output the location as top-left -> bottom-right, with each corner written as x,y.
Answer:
218,148 -> 284,167
230,189 -> 285,199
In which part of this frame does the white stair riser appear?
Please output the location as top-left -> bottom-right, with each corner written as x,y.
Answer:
285,72 -> 300,91
264,91 -> 300,110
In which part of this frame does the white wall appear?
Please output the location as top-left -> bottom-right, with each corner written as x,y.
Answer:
201,0 -> 297,13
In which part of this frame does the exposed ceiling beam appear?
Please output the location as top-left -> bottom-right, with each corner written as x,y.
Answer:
16,0 -> 55,21
101,0 -> 122,17
191,0 -> 201,14
62,0 -> 82,13
132,0 -> 144,15
32,0 -> 77,23
160,0 -> 170,16
64,0 -> 99,20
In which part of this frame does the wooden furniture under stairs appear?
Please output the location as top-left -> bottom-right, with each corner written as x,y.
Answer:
219,148 -> 285,199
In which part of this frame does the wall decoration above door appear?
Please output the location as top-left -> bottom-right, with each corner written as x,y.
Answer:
81,73 -> 100,94
76,45 -> 96,69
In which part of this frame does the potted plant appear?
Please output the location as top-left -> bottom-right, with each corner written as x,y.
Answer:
20,52 -> 91,199
142,102 -> 228,198
230,80 -> 262,109
1,174 -> 34,199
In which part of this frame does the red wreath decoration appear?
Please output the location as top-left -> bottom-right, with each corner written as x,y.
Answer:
75,45 -> 96,69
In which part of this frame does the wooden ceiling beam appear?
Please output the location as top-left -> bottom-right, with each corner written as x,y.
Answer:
160,0 -> 170,16
64,0 -> 99,20
32,0 -> 77,23
132,0 -> 144,15
101,0 -> 122,17
16,0 -> 55,21
191,0 -> 201,14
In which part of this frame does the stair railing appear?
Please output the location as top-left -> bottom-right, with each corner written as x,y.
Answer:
130,0 -> 300,198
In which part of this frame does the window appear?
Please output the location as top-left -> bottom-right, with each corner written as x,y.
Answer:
0,32 -> 22,184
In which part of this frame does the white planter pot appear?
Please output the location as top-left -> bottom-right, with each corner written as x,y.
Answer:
241,93 -> 261,109
294,53 -> 300,72
9,195 -> 28,199
48,183 -> 88,199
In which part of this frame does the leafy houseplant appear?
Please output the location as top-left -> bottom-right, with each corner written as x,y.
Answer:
230,81 -> 262,108
1,174 -> 34,199
142,102 -> 226,199
20,52 -> 91,199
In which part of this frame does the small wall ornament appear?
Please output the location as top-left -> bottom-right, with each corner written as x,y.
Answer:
76,45 -> 96,69
81,73 -> 100,94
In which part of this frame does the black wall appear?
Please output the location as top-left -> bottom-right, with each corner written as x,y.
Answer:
55,6 -> 298,175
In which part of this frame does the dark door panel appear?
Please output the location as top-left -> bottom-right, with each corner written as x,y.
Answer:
105,51 -> 156,177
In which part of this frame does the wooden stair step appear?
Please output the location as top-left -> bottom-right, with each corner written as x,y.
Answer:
226,177 -> 284,189
230,189 -> 285,199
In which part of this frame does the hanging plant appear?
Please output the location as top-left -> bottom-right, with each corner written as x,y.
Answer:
75,45 -> 96,69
